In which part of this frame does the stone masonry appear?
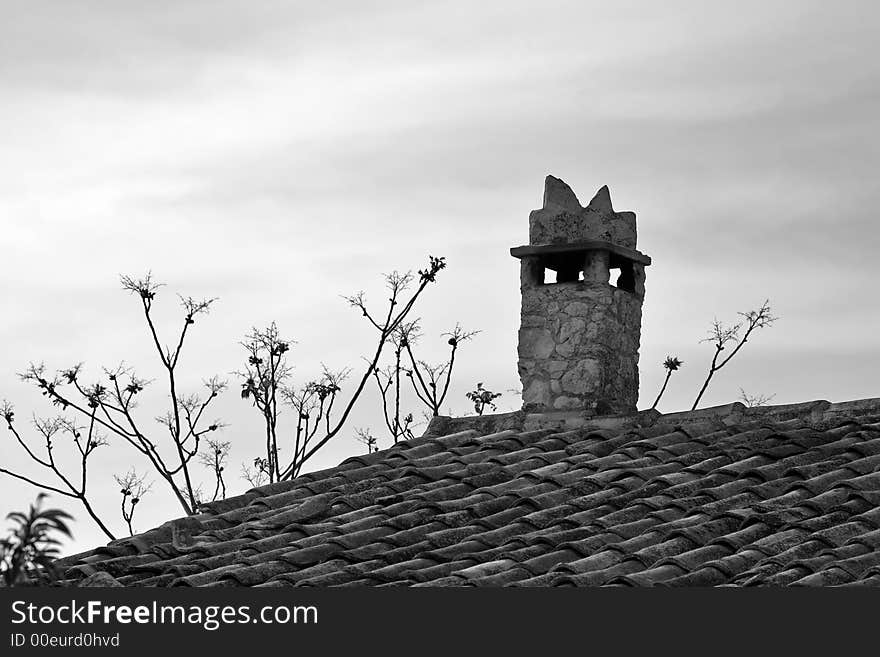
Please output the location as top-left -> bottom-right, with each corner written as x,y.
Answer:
511,176 -> 651,415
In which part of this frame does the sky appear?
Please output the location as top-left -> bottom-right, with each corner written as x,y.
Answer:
1,0 -> 878,554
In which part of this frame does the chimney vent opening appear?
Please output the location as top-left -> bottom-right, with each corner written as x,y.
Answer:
541,252 -> 585,286
608,256 -> 636,293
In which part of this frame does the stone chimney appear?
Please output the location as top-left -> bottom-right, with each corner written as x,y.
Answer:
510,175 -> 651,415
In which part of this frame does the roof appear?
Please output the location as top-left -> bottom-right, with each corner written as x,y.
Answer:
55,398 -> 880,587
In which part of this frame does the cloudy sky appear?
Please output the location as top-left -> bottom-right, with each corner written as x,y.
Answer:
1,0 -> 878,553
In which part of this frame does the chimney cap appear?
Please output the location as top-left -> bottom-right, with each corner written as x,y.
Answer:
510,239 -> 651,266
526,175 -> 639,250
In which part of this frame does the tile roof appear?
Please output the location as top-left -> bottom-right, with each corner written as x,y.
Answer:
56,398 -> 880,587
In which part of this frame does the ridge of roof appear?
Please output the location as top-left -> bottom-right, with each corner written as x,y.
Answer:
424,397 -> 880,439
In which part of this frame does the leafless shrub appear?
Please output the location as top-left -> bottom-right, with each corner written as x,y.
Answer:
692,300 -> 778,410
1,274 -> 227,538
650,356 -> 683,411
240,459 -> 269,488
197,439 -> 230,504
278,367 -> 350,479
371,321 -> 420,444
354,428 -> 379,454
237,323 -> 293,484
738,388 -> 777,408
113,469 -> 153,536
1,400 -> 114,540
266,255 -> 446,480
405,323 -> 479,418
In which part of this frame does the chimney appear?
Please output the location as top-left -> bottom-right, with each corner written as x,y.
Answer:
510,176 -> 651,415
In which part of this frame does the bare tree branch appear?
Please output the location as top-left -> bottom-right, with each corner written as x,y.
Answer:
7,274 -> 228,531
278,255 -> 447,479
404,323 -> 479,418
198,439 -> 230,503
692,300 -> 778,410
1,401 -> 115,541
